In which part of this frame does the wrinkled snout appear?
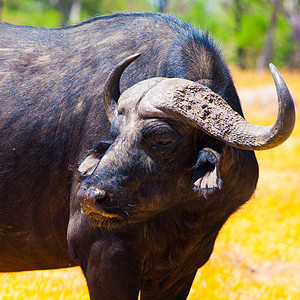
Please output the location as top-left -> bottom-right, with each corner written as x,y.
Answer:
77,185 -> 123,219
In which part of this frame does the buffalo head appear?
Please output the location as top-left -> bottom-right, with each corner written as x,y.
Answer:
76,54 -> 295,228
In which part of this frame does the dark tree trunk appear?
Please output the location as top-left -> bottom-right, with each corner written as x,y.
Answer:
55,0 -> 70,26
157,0 -> 168,13
283,0 -> 300,68
55,0 -> 81,26
233,0 -> 247,69
256,0 -> 280,72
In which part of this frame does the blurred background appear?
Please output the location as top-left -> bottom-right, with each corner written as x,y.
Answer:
0,1 -> 299,299
1,0 -> 300,71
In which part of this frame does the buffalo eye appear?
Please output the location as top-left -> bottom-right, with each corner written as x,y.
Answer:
143,122 -> 180,150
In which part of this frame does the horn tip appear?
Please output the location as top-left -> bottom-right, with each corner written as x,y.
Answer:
132,53 -> 141,58
269,63 -> 279,76
125,53 -> 141,64
268,62 -> 275,69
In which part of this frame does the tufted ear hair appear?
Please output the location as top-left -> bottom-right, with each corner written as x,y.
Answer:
192,143 -> 223,198
78,141 -> 112,177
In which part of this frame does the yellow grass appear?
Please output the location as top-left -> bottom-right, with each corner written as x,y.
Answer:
1,68 -> 299,299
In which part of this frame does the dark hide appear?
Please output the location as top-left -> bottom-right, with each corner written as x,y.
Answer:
0,13 -> 258,299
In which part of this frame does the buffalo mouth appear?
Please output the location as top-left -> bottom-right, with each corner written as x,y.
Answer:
81,204 -> 131,228
81,203 -> 130,220
87,212 -> 129,228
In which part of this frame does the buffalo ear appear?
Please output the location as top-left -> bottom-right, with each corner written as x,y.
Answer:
78,141 -> 112,177
192,146 -> 223,198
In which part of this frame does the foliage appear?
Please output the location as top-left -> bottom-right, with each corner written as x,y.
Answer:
1,0 -> 298,68
173,0 -> 295,68
2,0 -> 62,27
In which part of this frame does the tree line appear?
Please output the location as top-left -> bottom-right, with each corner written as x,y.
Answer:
1,0 -> 300,70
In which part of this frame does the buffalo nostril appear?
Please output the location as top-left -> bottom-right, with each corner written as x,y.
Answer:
88,187 -> 105,200
95,194 -> 110,206
87,188 -> 110,206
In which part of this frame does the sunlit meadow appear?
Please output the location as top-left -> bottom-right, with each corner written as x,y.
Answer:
1,68 -> 299,299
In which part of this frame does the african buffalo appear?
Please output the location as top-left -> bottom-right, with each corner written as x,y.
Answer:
0,13 -> 295,299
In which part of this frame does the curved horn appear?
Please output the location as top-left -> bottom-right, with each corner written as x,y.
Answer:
266,64 -> 296,147
167,65 -> 295,150
103,53 -> 141,123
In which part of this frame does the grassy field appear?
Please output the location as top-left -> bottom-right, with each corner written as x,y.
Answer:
1,68 -> 299,299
